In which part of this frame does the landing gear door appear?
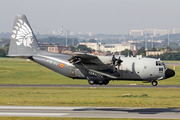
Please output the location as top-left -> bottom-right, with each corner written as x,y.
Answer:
70,67 -> 76,77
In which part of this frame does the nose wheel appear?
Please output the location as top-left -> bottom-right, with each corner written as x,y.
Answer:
151,80 -> 158,86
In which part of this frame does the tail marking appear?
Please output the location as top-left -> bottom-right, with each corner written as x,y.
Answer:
11,19 -> 34,48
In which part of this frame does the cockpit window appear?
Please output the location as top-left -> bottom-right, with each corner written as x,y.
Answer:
162,62 -> 167,69
156,61 -> 162,66
156,61 -> 163,66
156,61 -> 167,69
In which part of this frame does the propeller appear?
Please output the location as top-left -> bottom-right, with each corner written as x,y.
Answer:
111,55 -> 123,73
112,55 -> 116,72
117,57 -> 123,73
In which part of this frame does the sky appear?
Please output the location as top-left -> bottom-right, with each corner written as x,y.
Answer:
1,0 -> 180,34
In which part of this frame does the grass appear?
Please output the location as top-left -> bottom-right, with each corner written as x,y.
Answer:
164,60 -> 180,63
0,87 -> 180,108
0,59 -> 179,85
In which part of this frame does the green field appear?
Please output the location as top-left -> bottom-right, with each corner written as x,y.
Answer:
0,87 -> 179,108
0,59 -> 179,85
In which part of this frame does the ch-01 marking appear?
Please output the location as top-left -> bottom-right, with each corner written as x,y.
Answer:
47,59 -> 58,66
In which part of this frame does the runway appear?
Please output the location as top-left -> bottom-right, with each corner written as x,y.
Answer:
0,106 -> 180,119
0,84 -> 180,88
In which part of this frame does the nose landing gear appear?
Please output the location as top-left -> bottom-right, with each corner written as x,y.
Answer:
151,80 -> 158,86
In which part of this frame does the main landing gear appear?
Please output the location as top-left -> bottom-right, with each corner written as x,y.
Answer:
88,80 -> 109,85
151,80 -> 158,86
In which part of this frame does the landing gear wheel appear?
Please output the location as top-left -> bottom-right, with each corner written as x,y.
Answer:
103,80 -> 109,85
98,80 -> 103,85
151,80 -> 158,86
88,80 -> 94,85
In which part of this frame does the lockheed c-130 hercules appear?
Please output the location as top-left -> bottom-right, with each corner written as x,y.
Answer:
8,15 -> 175,86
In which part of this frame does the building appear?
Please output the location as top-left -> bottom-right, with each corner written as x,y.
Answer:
101,43 -> 137,53
79,43 -> 101,50
145,29 -> 156,35
173,28 -> 180,34
129,30 -> 143,37
146,49 -> 170,56
154,29 -> 168,36
48,46 -> 71,53
79,42 -> 138,53
39,43 -> 62,51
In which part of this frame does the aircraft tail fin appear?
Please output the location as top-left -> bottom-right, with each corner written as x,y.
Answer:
8,14 -> 40,57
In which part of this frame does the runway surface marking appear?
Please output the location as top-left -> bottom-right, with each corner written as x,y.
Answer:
0,106 -> 180,119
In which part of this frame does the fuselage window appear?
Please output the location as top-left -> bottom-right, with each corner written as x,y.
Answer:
159,68 -> 163,71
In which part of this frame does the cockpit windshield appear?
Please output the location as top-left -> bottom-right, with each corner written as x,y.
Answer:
156,61 -> 167,69
162,62 -> 168,69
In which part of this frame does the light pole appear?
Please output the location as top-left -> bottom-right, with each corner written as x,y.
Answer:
65,30 -> 67,47
168,30 -> 169,46
145,30 -> 147,50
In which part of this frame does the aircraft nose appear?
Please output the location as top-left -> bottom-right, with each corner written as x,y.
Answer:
165,68 -> 175,79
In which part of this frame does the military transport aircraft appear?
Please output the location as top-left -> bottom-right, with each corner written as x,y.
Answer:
8,15 -> 175,86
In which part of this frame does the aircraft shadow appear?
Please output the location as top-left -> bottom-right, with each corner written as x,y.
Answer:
73,108 -> 180,114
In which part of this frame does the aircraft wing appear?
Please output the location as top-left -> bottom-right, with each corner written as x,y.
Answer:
68,52 -> 103,64
68,52 -> 120,79
69,52 -> 97,59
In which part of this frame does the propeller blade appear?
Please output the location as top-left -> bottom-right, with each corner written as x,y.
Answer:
117,65 -> 120,73
113,65 -> 115,72
112,55 -> 116,65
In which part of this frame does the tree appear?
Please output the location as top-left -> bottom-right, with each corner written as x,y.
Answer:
136,47 -> 146,56
0,48 -> 6,57
149,47 -> 156,51
70,46 -> 77,52
82,40 -> 86,43
77,45 -> 92,53
88,39 -> 96,43
121,49 -> 133,57
166,46 -> 172,51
